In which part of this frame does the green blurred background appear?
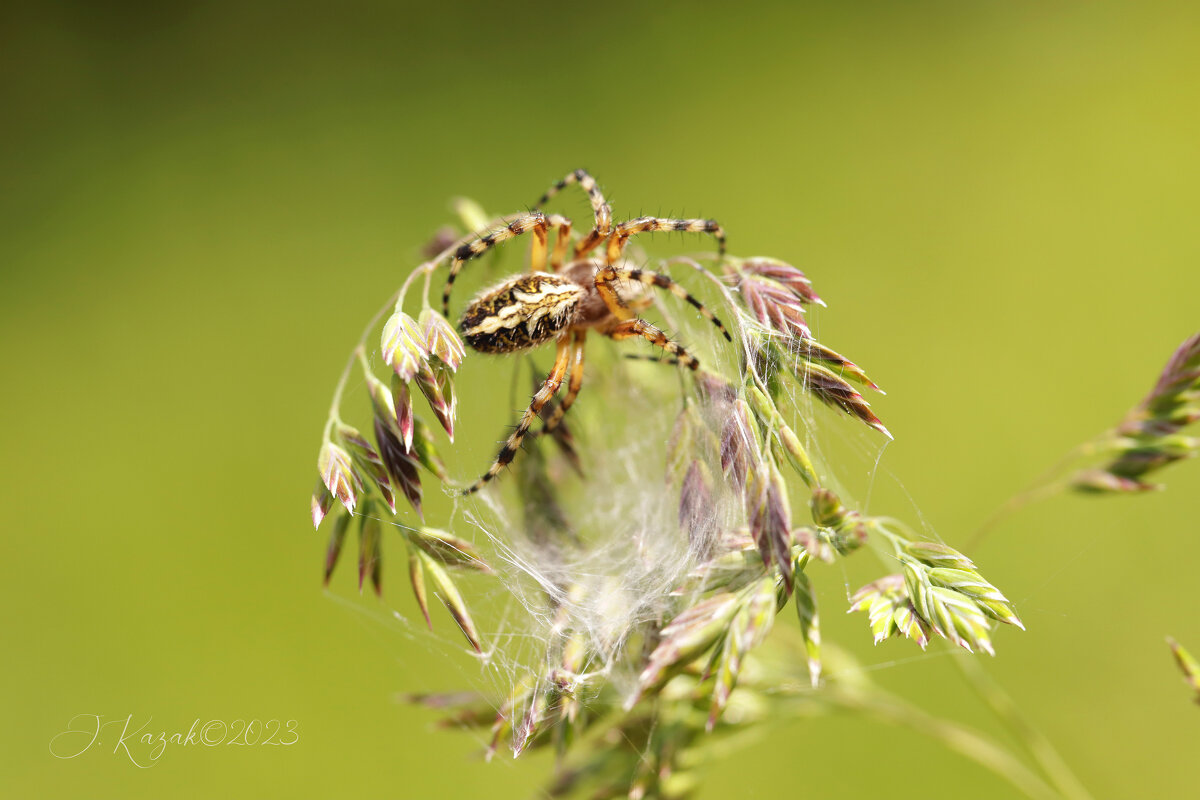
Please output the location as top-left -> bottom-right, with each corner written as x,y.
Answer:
4,1 -> 1199,796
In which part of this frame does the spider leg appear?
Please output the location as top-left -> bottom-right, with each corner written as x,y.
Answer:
532,169 -> 613,259
442,211 -> 572,316
541,330 -> 587,435
606,318 -> 701,371
549,217 -> 572,271
464,336 -> 572,494
594,265 -> 733,342
623,353 -> 681,366
604,217 -> 726,265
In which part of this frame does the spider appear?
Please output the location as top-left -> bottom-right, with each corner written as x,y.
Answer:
443,169 -> 733,494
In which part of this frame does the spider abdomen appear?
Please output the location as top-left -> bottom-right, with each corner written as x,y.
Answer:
458,273 -> 585,354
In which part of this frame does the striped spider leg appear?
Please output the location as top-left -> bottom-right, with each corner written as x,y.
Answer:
604,217 -> 726,266
464,335 -> 574,494
594,264 -> 734,371
541,329 -> 587,436
442,210 -> 573,316
605,318 -> 702,370
533,168 -> 613,259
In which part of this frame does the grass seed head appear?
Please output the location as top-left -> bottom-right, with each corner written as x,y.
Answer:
1075,332 -> 1200,492
317,440 -> 359,514
420,307 -> 466,371
1167,637 -> 1200,704
380,310 -> 428,382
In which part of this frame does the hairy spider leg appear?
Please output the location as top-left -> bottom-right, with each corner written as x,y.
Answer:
549,217 -> 572,271
594,265 -> 733,342
464,336 -> 572,494
606,319 -> 701,371
442,211 -> 572,316
623,353 -> 681,366
541,330 -> 587,435
604,217 -> 726,266
532,168 -> 613,258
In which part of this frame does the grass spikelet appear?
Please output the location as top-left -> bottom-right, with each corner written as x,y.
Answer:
357,509 -> 383,595
373,416 -> 423,518
317,440 -> 360,514
634,592 -> 743,701
416,549 -> 483,653
1168,637 -> 1200,705
380,310 -> 428,382
792,553 -> 821,687
1070,332 -> 1200,493
704,577 -> 778,730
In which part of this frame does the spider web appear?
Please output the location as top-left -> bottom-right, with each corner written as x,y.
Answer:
349,241 -> 928,759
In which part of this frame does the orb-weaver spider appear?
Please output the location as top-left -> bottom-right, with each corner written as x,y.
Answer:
444,169 -> 733,494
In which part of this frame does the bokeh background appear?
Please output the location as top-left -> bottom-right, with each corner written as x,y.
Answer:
4,1 -> 1199,797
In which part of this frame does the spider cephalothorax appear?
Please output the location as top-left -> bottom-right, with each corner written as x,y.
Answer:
445,170 -> 733,494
